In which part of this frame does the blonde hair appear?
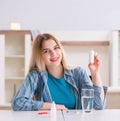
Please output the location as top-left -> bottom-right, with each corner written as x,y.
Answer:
29,33 -> 71,72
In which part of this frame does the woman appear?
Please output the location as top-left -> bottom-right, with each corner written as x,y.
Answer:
12,33 -> 107,111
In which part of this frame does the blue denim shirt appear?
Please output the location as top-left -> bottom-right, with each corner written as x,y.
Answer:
12,66 -> 107,111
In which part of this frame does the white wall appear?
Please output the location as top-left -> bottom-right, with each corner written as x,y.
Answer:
0,0 -> 118,85
0,0 -> 120,30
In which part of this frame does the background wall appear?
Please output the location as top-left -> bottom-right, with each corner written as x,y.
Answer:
0,0 -> 120,30
0,0 -> 118,86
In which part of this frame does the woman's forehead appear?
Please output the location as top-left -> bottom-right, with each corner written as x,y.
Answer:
42,39 -> 57,48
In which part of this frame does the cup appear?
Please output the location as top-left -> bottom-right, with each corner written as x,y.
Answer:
81,88 -> 94,113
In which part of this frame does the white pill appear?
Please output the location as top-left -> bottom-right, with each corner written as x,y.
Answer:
89,50 -> 94,63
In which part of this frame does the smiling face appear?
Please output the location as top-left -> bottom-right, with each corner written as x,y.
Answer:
29,33 -> 69,72
41,39 -> 62,69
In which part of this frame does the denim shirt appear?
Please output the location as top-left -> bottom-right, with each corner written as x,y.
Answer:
12,66 -> 107,111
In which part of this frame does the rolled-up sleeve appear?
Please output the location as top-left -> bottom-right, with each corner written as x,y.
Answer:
12,70 -> 44,111
93,85 -> 108,109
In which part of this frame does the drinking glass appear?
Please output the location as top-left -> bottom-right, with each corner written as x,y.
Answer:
81,88 -> 94,113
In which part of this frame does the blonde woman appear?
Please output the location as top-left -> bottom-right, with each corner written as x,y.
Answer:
12,33 -> 107,111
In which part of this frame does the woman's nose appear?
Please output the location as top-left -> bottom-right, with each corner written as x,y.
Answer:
50,50 -> 56,56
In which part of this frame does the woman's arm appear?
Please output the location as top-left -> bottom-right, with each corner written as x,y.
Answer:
41,102 -> 68,110
88,53 -> 104,101
12,70 -> 43,111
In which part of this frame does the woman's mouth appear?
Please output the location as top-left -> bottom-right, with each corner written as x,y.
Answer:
50,57 -> 59,62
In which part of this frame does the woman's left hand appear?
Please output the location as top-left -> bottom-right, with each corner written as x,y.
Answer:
88,52 -> 101,75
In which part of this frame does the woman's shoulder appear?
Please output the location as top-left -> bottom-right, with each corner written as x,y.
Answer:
65,66 -> 86,76
28,69 -> 47,79
27,69 -> 41,78
29,69 -> 39,74
71,66 -> 86,72
23,69 -> 44,88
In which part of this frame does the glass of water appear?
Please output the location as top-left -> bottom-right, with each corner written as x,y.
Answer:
81,88 -> 94,113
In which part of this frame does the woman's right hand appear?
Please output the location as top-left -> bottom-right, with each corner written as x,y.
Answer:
56,104 -> 68,111
41,102 -> 68,111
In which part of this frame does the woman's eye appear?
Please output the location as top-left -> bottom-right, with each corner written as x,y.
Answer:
54,46 -> 59,50
43,50 -> 49,54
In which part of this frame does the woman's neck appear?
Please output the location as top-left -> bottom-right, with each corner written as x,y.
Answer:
47,64 -> 64,78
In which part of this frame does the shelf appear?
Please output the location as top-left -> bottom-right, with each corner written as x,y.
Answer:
60,41 -> 110,46
0,30 -> 32,106
5,77 -> 24,80
0,105 -> 11,110
0,30 -> 31,34
5,55 -> 24,58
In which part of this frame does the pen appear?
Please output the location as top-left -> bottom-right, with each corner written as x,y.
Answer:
38,111 -> 48,115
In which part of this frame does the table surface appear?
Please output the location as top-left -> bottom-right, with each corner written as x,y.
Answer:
63,109 -> 120,121
0,110 -> 63,121
0,109 -> 120,121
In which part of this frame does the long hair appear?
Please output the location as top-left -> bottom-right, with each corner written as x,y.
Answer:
29,33 -> 70,72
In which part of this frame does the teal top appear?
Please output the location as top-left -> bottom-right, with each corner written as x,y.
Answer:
47,74 -> 76,109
